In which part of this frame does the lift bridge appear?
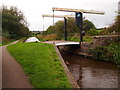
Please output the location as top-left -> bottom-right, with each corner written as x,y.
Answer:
42,7 -> 104,46
42,15 -> 80,46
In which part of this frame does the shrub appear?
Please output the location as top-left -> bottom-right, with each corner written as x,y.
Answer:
37,34 -> 57,41
89,41 -> 120,65
86,28 -> 100,36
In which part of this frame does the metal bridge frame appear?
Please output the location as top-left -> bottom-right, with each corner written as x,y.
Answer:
52,7 -> 105,45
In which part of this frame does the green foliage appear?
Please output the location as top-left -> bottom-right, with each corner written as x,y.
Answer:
7,43 -> 71,88
2,6 -> 30,40
54,20 -> 64,40
68,35 -> 93,42
89,46 -> 109,61
68,37 -> 79,42
45,26 -> 55,35
86,28 -> 100,36
2,30 -> 10,38
83,20 -> 95,32
107,42 -> 120,64
45,17 -> 95,40
89,38 -> 120,65
83,36 -> 93,42
67,17 -> 79,33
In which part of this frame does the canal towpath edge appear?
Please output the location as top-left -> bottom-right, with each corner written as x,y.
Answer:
54,46 -> 80,88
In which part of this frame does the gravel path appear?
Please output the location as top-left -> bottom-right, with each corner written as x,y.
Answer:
2,41 -> 33,88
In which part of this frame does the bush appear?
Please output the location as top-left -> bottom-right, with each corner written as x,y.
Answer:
108,43 -> 120,65
89,47 -> 112,61
86,28 -> 100,36
2,6 -> 30,41
89,41 -> 120,65
37,34 -> 57,41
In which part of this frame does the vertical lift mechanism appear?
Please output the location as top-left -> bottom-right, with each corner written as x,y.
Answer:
52,7 -> 105,44
42,15 -> 74,41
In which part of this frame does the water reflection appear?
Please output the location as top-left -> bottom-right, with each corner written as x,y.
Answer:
61,51 -> 119,88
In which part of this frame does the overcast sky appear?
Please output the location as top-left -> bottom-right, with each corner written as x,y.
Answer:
2,0 -> 119,31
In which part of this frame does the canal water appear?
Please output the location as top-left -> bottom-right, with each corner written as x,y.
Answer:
60,51 -> 119,88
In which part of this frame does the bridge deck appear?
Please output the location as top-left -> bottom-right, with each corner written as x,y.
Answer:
43,41 -> 80,46
55,42 -> 80,46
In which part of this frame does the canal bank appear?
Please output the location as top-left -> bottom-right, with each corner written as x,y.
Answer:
54,46 -> 80,88
52,35 -> 120,88
57,35 -> 120,66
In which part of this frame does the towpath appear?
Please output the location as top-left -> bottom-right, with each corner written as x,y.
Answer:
2,41 -> 33,88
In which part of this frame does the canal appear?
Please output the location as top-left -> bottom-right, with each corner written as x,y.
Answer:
60,50 -> 119,88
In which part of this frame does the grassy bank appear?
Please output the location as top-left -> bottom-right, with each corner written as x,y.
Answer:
7,42 -> 71,88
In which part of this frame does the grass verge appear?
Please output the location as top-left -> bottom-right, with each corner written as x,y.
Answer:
7,42 -> 71,88
68,36 -> 93,42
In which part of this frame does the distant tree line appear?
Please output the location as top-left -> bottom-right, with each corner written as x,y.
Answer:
1,6 -> 30,42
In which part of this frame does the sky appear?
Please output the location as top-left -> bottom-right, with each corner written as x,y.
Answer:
2,0 -> 119,31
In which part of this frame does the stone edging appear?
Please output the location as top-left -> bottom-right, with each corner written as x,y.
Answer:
54,46 -> 80,88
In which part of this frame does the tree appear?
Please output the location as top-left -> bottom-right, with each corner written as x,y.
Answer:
54,20 -> 64,39
83,20 -> 95,32
45,26 -> 55,35
2,6 -> 30,39
67,17 -> 79,33
45,17 -> 96,40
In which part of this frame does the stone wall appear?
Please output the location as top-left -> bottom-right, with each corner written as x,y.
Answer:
93,35 -> 120,48
80,42 -> 93,53
80,35 -> 120,53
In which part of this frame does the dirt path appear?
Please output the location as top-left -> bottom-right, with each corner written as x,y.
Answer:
2,41 -> 33,88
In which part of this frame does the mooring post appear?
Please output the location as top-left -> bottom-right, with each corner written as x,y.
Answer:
64,17 -> 67,41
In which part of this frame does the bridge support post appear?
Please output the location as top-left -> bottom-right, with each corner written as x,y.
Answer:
75,12 -> 83,45
79,12 -> 83,44
64,17 -> 67,41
